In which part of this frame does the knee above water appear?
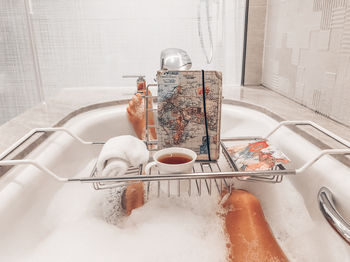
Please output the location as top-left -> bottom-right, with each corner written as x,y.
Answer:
223,189 -> 261,210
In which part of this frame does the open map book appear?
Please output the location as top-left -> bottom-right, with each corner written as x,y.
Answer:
157,70 -> 222,160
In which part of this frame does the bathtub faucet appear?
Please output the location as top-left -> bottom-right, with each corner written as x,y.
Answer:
160,48 -> 192,70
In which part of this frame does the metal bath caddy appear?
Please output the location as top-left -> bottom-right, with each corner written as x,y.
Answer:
0,86 -> 350,245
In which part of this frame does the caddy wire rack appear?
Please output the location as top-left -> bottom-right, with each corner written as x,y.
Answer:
1,84 -> 350,197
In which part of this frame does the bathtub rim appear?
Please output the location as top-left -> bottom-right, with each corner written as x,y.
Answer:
1,98 -> 349,178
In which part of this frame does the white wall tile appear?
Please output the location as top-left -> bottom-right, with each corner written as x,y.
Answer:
0,0 -> 246,124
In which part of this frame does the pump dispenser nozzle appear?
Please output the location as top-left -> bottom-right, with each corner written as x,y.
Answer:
122,75 -> 146,92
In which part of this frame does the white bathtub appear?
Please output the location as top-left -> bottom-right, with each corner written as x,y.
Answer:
0,101 -> 350,261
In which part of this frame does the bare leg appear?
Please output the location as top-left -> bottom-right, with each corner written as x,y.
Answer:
122,91 -> 156,216
222,190 -> 288,262
122,182 -> 145,216
126,91 -> 156,140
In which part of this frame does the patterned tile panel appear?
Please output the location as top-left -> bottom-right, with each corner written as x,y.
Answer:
262,0 -> 350,126
341,4 -> 350,54
331,6 -> 346,28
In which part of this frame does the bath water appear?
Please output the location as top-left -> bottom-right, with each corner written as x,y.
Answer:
6,163 -> 350,262
22,178 -> 228,262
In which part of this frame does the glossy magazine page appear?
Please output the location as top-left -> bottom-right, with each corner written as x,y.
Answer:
222,139 -> 291,171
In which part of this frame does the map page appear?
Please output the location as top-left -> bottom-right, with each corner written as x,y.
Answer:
157,70 -> 222,160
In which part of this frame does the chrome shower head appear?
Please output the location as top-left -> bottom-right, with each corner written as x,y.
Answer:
160,48 -> 192,70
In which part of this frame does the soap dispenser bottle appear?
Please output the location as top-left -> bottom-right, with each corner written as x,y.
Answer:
122,75 -> 146,92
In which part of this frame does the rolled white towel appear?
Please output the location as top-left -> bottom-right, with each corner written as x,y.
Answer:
96,135 -> 149,177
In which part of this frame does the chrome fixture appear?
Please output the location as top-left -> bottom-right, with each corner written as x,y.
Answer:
122,75 -> 146,92
122,75 -> 145,82
160,48 -> 192,70
318,187 -> 350,245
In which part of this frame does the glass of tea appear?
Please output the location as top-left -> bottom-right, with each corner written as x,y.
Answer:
145,147 -> 197,175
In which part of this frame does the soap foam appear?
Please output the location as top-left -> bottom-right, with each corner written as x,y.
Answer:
237,180 -> 350,262
22,181 -> 227,262
10,172 -> 350,262
102,186 -> 126,225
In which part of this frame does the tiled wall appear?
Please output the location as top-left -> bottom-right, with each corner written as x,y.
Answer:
0,0 -> 246,125
0,0 -> 40,124
244,0 -> 267,85
31,0 -> 245,95
262,0 -> 350,126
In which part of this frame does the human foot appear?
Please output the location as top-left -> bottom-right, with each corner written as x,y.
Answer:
126,92 -> 156,140
122,182 -> 145,216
